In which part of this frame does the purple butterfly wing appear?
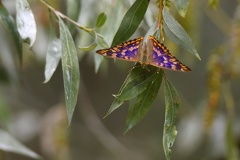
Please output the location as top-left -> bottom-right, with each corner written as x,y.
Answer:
96,37 -> 143,62
148,36 -> 191,72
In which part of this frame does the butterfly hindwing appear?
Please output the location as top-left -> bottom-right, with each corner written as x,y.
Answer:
96,35 -> 191,72
148,36 -> 191,72
96,37 -> 143,62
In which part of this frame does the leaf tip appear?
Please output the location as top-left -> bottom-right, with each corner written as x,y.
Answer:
123,127 -> 130,135
42,80 -> 48,84
103,110 -> 111,119
67,117 -> 72,128
95,12 -> 107,28
178,10 -> 187,18
196,54 -> 201,61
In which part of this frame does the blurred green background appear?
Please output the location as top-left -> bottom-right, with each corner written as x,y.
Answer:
0,0 -> 240,160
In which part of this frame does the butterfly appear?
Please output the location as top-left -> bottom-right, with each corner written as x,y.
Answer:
96,36 -> 191,72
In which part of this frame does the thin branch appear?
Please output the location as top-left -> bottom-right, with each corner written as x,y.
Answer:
158,0 -> 164,42
38,0 -> 93,33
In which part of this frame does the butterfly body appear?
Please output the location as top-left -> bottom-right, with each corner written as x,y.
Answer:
96,36 -> 191,72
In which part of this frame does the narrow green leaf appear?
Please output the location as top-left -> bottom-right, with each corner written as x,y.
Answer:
58,16 -> 80,126
44,13 -> 61,83
94,54 -> 104,73
44,38 -> 61,83
104,98 -> 124,118
66,0 -> 81,33
114,74 -> 148,100
163,79 -> 180,160
111,0 -> 149,46
173,0 -> 189,17
95,12 -> 107,28
104,63 -> 144,117
78,42 -> 97,51
0,4 -> 22,64
163,7 -> 201,60
97,35 -> 109,48
115,68 -> 156,100
125,68 -> 163,133
16,0 -> 36,46
0,129 -> 41,159
93,34 -> 109,73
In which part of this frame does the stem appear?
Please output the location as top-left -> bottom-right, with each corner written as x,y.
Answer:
158,0 -> 164,43
38,0 -> 93,33
38,0 -> 55,13
223,81 -> 234,117
222,81 -> 239,160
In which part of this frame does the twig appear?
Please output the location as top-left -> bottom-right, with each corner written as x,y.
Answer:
158,0 -> 164,42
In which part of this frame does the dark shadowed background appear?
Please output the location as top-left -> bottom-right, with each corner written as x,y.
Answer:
0,0 -> 240,160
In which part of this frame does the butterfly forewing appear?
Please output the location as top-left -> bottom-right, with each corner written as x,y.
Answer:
96,37 -> 143,62
148,36 -> 191,72
96,35 -> 191,72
